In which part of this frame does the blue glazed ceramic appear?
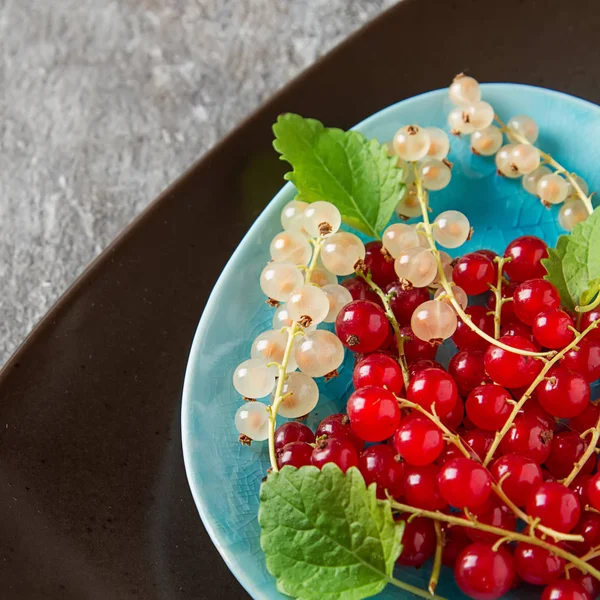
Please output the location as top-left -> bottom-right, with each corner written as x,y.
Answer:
182,84 -> 600,600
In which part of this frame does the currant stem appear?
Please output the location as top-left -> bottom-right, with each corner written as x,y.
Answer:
494,114 -> 594,215
390,500 -> 600,582
490,256 -> 509,339
567,545 -> 600,572
576,290 -> 600,313
411,162 -> 553,359
483,318 -> 600,466
429,521 -> 443,596
562,413 -> 600,487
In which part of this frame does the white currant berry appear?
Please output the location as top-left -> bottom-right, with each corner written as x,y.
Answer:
411,300 -> 458,342
281,200 -> 309,232
310,266 -> 338,287
303,201 -> 342,237
566,174 -> 589,197
448,75 -> 481,107
463,101 -> 494,131
495,144 -> 520,178
321,232 -> 366,276
273,305 -> 316,332
395,186 -> 423,219
251,329 -> 297,372
269,231 -> 312,265
260,262 -> 304,302
522,166 -> 551,195
430,251 -> 454,289
419,159 -> 452,191
448,108 -> 475,135
507,115 -> 539,144
393,125 -> 431,161
276,372 -> 319,418
382,223 -> 420,258
394,247 -> 437,288
470,126 -> 503,156
559,199 -> 589,231
433,210 -> 470,248
234,402 -> 270,441
322,283 -> 353,323
233,358 -> 277,398
509,144 -> 540,175
424,127 -> 450,160
286,285 -> 330,326
537,173 -> 568,205
295,330 -> 345,378
435,285 -> 468,310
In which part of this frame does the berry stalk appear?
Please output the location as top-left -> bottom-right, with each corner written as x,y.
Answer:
428,521 -> 443,595
490,256 -> 510,339
561,413 -> 600,486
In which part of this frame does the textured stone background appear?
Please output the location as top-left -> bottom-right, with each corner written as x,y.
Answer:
0,0 -> 396,366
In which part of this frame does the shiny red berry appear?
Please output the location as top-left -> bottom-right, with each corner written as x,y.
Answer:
358,444 -> 404,499
544,430 -> 596,479
440,397 -> 465,430
536,366 -> 590,418
364,241 -> 397,288
453,253 -> 496,295
341,276 -> 381,305
353,353 -> 404,395
484,335 -> 542,388
441,526 -> 471,568
311,437 -> 358,472
461,428 -> 495,462
449,349 -> 488,394
407,367 -> 458,417
501,320 -> 537,344
562,339 -> 600,383
408,359 -> 443,379
489,454 -> 542,507
396,517 -> 436,567
466,384 -> 512,431
569,402 -> 600,434
514,542 -> 565,586
541,580 -> 590,600
503,235 -> 548,282
588,472 -> 600,511
533,308 -> 575,349
437,458 -> 492,509
579,308 -> 600,343
400,325 -> 437,362
274,421 -> 315,452
316,414 -> 364,454
393,416 -> 444,466
278,441 -> 314,469
336,300 -> 390,353
347,386 -> 401,442
463,499 -> 516,543
452,305 -> 495,351
387,283 -> 430,326
513,278 -> 560,325
571,567 -> 600,600
571,512 -> 600,554
571,475 -> 592,509
499,413 -> 553,464
526,482 -> 581,533
403,464 -> 447,510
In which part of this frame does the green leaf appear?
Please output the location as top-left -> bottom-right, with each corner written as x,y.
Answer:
273,114 -> 405,239
580,277 -> 600,310
543,235 -> 575,310
259,464 -> 404,600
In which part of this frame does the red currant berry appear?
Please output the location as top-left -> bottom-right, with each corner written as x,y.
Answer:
562,339 -> 600,383
437,458 -> 492,509
396,516 -> 436,567
463,499 -> 516,543
437,443 -> 464,466
503,235 -> 549,283
393,416 -> 444,466
571,474 -> 592,509
364,241 -> 397,288
588,472 -> 600,511
466,384 -> 512,431
487,281 -> 519,324
489,454 -> 542,507
484,335 -> 542,388
278,441 -> 314,469
353,353 -> 404,395
441,526 -> 471,568
452,306 -> 495,351
358,444 -> 404,499
579,308 -> 600,343
514,542 -> 565,585
571,568 -> 600,600
403,464 -> 447,510
542,468 -> 557,483
386,283 -> 430,326
571,512 -> 600,554
274,421 -> 315,452
311,437 -> 358,472
440,397 -> 465,430
407,367 -> 457,417
341,276 -> 381,305
400,325 -> 437,362
476,249 -> 498,263
408,359 -> 443,379
522,398 -> 557,431
501,321 -> 537,344
454,543 -> 515,600
569,402 -> 600,434
461,428 -> 495,462
336,300 -> 389,353
526,482 -> 581,533
316,414 -> 364,454
544,430 -> 596,479
453,253 -> 496,295
533,308 -> 575,349
541,579 -> 590,600
513,278 -> 561,325
536,366 -> 590,418
499,413 -> 553,464
449,349 -> 488,394
347,386 -> 401,442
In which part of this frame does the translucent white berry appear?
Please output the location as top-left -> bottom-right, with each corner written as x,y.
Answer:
433,210 -> 470,248
286,285 -> 330,326
394,247 -> 438,288
448,108 -> 475,135
419,159 -> 452,191
251,329 -> 297,372
303,201 -> 342,237
495,144 -> 520,178
269,231 -> 312,265
234,402 -> 270,441
273,305 -> 315,332
430,251 -> 454,289
276,372 -> 319,418
382,223 -> 420,258
411,300 -> 458,342
424,127 -> 450,160
470,126 -> 503,156
507,115 -> 539,144
310,266 -> 338,287
559,199 -> 589,231
463,101 -> 494,131
322,283 -> 353,323
522,166 -> 551,195
435,286 -> 468,310
281,200 -> 309,232
233,358 -> 276,398
260,262 -> 304,302
395,186 -> 423,219
448,75 -> 481,107
393,125 -> 431,161
295,330 -> 345,378
566,174 -> 589,198
509,144 -> 540,175
321,232 -> 366,276
537,173 -> 568,205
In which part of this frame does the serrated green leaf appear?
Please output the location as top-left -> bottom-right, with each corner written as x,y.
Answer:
259,464 -> 404,600
543,235 -> 575,310
273,114 -> 405,239
562,207 -> 600,309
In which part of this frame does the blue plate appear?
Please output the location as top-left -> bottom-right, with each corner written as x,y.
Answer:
182,84 -> 600,600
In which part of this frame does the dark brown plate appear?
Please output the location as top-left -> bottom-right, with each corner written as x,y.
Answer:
1,1 -> 600,598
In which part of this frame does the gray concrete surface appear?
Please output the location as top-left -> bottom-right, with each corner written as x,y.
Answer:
0,0 -> 396,365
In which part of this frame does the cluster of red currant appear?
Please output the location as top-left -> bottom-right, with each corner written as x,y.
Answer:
272,234 -> 600,600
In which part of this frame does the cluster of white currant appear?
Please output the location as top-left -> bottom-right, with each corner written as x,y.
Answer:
233,200 -> 358,442
448,74 -> 591,231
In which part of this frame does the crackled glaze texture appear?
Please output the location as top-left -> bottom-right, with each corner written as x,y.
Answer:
182,85 -> 600,599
